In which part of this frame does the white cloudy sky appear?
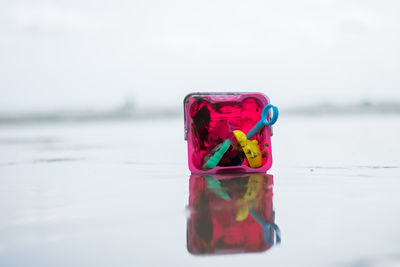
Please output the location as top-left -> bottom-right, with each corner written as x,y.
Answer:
0,0 -> 399,112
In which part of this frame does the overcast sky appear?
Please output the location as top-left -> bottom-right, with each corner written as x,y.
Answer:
1,0 -> 399,112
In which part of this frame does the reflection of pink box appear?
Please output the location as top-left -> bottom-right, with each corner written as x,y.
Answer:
187,173 -> 276,255
184,92 -> 274,174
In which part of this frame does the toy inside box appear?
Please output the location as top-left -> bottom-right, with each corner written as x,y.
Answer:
184,93 -> 278,174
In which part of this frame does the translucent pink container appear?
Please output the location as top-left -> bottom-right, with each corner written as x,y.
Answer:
184,92 -> 274,174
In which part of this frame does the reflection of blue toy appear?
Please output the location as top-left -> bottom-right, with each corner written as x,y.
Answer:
250,208 -> 281,246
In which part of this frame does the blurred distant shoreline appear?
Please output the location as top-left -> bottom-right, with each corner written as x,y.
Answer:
0,101 -> 399,125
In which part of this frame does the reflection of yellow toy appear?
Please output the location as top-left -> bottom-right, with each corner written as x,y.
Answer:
233,130 -> 262,168
235,175 -> 263,221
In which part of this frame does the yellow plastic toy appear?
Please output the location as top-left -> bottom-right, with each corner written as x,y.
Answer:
233,130 -> 262,168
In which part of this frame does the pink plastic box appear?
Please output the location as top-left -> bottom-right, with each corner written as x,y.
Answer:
184,92 -> 275,174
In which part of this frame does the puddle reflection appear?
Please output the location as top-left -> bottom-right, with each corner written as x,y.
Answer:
186,173 -> 280,255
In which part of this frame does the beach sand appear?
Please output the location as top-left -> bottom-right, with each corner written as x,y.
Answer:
0,114 -> 399,266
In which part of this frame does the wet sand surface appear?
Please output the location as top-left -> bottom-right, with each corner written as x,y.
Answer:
0,115 -> 399,267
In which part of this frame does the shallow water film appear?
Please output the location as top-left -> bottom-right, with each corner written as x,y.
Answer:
0,115 -> 399,267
